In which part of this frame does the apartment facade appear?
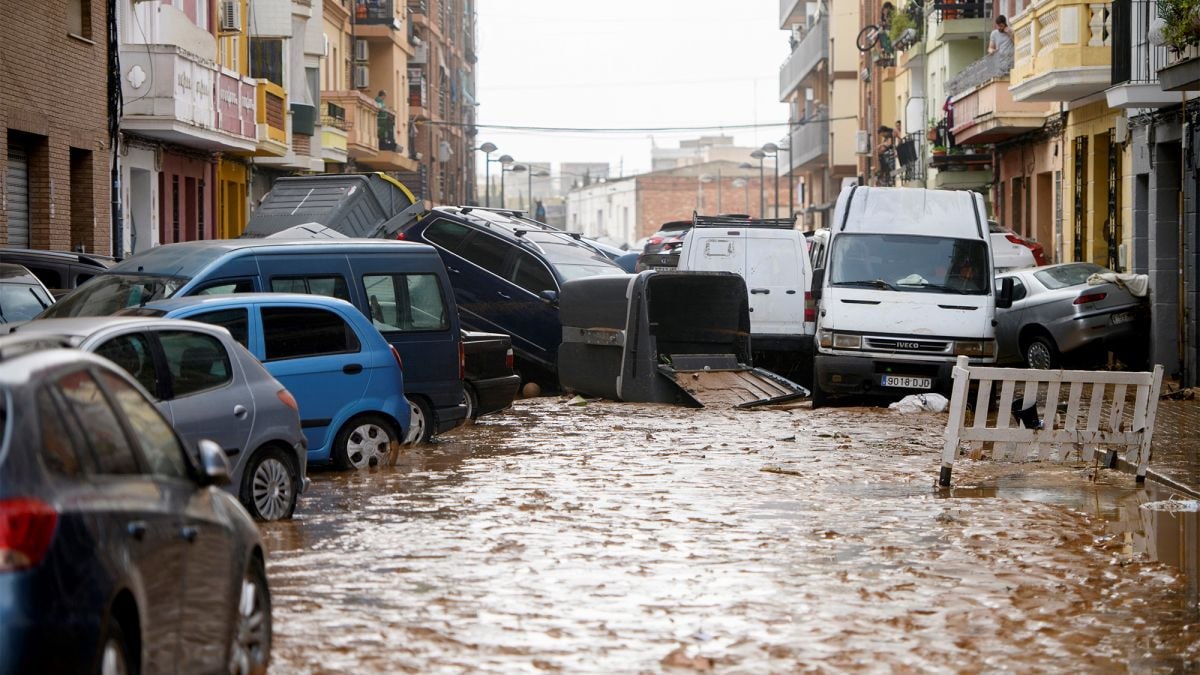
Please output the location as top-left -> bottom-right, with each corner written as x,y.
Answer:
0,0 -> 112,254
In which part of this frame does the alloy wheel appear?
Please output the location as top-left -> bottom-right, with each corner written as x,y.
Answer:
100,638 -> 128,675
229,568 -> 270,675
251,458 -> 293,521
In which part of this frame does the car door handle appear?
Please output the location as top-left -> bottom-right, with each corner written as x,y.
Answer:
233,404 -> 248,419
179,526 -> 199,543
750,288 -> 770,295
343,363 -> 363,374
127,521 -> 147,541
497,291 -> 511,300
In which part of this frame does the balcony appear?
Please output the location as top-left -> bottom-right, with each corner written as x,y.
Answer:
359,108 -> 419,171
322,90 -> 380,159
785,118 -> 829,172
120,45 -> 257,153
254,80 -> 288,156
355,0 -> 402,29
947,51 -> 1051,144
1010,0 -> 1113,102
780,0 -> 806,29
779,15 -> 828,99
932,1 -> 992,41
319,101 -> 349,165
1103,0 -> 1183,105
930,151 -> 992,189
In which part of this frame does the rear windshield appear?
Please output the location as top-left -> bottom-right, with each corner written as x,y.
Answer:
41,274 -> 185,318
529,237 -> 624,281
1033,263 -> 1108,290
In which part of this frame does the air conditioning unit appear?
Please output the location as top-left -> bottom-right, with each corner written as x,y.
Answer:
855,130 -> 870,155
353,64 -> 370,89
219,0 -> 241,33
354,38 -> 369,62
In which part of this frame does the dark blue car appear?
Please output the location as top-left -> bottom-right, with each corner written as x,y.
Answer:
398,207 -> 625,384
0,336 -> 270,674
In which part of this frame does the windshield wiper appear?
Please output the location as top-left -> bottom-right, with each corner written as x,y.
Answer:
909,282 -> 973,295
835,279 -> 899,292
27,287 -> 48,309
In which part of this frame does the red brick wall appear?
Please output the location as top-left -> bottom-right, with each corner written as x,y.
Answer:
0,0 -> 111,253
634,175 -> 780,239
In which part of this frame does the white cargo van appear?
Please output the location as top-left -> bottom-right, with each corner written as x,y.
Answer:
677,214 -> 815,376
810,186 -> 1013,406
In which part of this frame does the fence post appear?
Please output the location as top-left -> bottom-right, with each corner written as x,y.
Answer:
939,355 -> 972,486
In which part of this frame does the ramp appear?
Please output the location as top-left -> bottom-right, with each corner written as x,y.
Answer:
659,356 -> 807,408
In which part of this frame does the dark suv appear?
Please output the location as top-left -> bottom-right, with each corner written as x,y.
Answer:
398,207 -> 624,383
0,248 -> 116,297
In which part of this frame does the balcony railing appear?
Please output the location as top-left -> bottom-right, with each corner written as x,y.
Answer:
321,101 -> 348,131
356,0 -> 399,25
256,80 -> 287,146
378,110 -> 397,151
1010,0 -> 1112,101
322,90 -> 381,156
779,15 -> 828,99
787,118 -> 829,172
947,50 -> 1014,97
932,1 -> 991,21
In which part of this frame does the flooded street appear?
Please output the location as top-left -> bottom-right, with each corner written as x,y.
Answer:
261,399 -> 1200,672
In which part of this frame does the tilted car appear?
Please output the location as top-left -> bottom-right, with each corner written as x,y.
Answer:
995,262 -> 1149,369
0,336 -> 270,674
11,316 -> 308,521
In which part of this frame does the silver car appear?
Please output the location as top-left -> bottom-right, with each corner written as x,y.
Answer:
995,262 -> 1149,369
11,316 -> 308,520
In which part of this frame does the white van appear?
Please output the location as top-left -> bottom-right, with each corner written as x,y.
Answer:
810,186 -> 1013,406
677,214 -> 815,375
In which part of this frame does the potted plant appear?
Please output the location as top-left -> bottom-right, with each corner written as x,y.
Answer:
931,145 -> 947,157
927,119 -> 940,143
888,10 -> 915,50
1157,0 -> 1200,90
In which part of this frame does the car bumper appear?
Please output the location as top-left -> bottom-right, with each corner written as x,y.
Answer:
1056,307 -> 1146,355
815,353 -> 959,398
469,373 -> 522,418
434,401 -> 469,435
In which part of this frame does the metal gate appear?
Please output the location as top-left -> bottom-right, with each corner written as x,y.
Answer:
1073,136 -> 1088,262
5,144 -> 29,248
1106,131 -> 1121,271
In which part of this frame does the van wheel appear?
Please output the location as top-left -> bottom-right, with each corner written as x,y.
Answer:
464,385 -> 479,421
240,447 -> 297,521
99,613 -> 137,675
403,398 -> 434,445
332,415 -> 397,469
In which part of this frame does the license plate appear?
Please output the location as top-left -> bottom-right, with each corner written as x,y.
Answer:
1111,311 -> 1135,325
881,375 -> 933,389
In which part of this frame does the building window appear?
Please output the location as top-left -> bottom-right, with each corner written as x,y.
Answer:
67,0 -> 91,38
250,38 -> 284,87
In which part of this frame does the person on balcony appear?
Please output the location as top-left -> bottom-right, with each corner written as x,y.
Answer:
989,15 -> 1013,55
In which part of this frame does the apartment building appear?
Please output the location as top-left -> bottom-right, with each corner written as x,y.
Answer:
0,0 -> 111,254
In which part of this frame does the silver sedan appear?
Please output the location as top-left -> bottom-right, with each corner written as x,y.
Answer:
995,263 -> 1149,369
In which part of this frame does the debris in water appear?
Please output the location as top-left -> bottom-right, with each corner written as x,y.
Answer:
1140,498 -> 1200,512
566,395 -> 588,406
660,645 -> 714,671
761,466 -> 803,476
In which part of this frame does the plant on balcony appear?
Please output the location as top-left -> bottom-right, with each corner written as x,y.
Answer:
1159,0 -> 1200,53
888,8 -> 920,51
931,145 -> 947,156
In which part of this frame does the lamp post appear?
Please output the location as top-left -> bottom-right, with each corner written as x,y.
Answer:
697,174 -> 713,212
498,154 -> 514,208
480,142 -> 497,207
761,142 -> 780,220
509,164 -> 527,211
732,177 -> 749,214
749,150 -> 766,218
519,166 -> 550,214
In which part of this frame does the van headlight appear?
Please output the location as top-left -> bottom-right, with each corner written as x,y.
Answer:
832,333 -> 862,350
954,340 -> 994,357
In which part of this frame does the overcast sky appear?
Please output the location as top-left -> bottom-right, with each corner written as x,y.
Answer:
473,1 -> 790,178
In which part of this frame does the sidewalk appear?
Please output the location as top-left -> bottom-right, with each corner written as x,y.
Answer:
1144,399 -> 1200,498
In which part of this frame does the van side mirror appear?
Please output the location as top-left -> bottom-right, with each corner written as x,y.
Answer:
996,277 -> 1014,309
811,268 -> 825,301
538,290 -> 559,307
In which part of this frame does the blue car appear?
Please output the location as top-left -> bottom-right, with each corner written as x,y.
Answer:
127,294 -> 411,469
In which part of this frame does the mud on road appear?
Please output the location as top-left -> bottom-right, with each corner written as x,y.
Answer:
261,398 -> 1200,673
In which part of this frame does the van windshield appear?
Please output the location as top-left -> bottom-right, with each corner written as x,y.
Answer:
41,274 -> 186,318
830,234 -> 989,295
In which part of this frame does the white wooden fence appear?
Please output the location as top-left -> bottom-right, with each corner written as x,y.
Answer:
940,355 -> 1164,486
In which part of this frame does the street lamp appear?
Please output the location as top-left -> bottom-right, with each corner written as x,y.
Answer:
732,177 -> 749,214
497,154 -> 514,208
480,142 -> 498,207
517,165 -> 550,214
749,150 -> 766,218
503,160 -> 523,210
761,142 -> 780,220
697,174 -> 713,212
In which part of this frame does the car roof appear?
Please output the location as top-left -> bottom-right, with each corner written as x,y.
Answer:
9,316 -> 230,341
0,248 -> 116,268
425,206 -> 620,266
139,292 -> 359,313
0,338 -> 117,387
0,263 -> 46,283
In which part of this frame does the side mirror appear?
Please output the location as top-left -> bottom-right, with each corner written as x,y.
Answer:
538,290 -> 559,307
196,439 -> 231,486
996,277 -> 1014,309
811,268 -> 825,302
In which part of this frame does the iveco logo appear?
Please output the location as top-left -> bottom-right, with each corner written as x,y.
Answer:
897,341 -> 921,350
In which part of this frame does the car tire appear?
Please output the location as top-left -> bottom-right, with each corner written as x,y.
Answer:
403,397 -> 434,445
332,414 -> 398,469
810,380 -> 827,409
464,385 -> 479,421
99,613 -> 137,675
240,447 -> 298,521
228,556 -> 272,675
1024,333 -> 1059,370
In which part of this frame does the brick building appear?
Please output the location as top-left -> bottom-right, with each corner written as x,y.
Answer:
1,0 -> 112,254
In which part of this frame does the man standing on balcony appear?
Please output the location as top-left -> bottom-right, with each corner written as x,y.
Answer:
988,15 -> 1013,54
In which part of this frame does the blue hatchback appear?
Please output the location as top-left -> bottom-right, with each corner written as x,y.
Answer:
129,294 -> 411,469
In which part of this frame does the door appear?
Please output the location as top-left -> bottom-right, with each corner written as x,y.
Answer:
156,328 -> 255,457
744,232 -> 807,336
422,219 -> 509,334
501,248 -> 561,367
258,304 -> 367,455
6,143 -> 29,248
682,231 -> 747,276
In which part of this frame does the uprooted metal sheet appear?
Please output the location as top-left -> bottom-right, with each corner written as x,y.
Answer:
659,363 -> 808,409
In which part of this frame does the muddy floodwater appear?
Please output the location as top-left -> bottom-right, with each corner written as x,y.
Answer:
261,399 -> 1200,673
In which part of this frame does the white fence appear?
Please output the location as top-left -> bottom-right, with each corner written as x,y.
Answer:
940,355 -> 1164,486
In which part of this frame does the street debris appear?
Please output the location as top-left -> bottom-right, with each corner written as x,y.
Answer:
888,393 -> 949,414
1140,497 -> 1200,512
566,395 -> 589,406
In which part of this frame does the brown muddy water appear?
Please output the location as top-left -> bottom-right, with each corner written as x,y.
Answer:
260,398 -> 1200,673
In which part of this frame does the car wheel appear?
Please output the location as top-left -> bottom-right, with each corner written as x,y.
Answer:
403,397 -> 433,445
332,415 -> 397,469
99,613 -> 136,675
240,447 -> 297,521
1024,334 -> 1059,370
810,379 -> 827,409
464,385 -> 479,421
228,557 -> 271,675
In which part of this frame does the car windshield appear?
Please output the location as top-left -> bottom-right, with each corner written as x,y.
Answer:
830,233 -> 990,295
41,273 -> 185,318
527,236 -> 624,281
1033,263 -> 1109,289
0,283 -> 52,323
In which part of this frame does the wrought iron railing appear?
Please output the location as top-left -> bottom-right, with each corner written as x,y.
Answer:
378,110 -> 397,151
932,1 -> 991,21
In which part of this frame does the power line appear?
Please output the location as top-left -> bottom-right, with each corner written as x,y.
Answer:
427,121 -> 792,134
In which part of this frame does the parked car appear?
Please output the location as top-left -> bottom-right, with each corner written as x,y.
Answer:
462,330 -> 521,419
585,239 -> 638,273
10,316 -> 307,520
121,293 -> 411,468
0,248 -> 115,298
995,262 -> 1149,369
0,263 -> 55,323
0,335 -> 270,674
989,220 -> 1048,271
40,238 -> 464,443
397,206 -> 625,384
636,220 -> 691,271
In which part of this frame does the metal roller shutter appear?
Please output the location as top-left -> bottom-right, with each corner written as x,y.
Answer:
6,145 -> 29,248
